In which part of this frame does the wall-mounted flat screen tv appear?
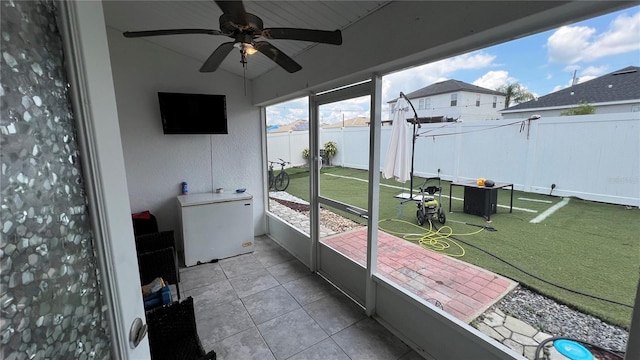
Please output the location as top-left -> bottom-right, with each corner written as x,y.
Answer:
158,92 -> 228,134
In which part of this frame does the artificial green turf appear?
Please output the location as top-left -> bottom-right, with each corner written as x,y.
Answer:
278,166 -> 640,329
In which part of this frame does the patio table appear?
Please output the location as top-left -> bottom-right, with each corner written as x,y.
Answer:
449,180 -> 513,222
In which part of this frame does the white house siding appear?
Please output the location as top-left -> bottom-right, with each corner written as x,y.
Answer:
502,101 -> 640,120
390,91 -> 505,122
455,92 -> 504,121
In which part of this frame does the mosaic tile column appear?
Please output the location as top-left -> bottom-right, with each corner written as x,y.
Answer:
1,1 -> 111,359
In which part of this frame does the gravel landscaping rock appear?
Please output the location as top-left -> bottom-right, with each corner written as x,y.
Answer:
270,192 -> 364,233
492,286 -> 629,353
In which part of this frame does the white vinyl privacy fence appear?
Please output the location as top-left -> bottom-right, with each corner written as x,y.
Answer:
267,113 -> 640,206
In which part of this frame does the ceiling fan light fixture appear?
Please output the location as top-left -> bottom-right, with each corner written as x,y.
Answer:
234,42 -> 257,55
244,43 -> 258,55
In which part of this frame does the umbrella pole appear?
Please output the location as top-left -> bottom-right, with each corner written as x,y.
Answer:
400,91 -> 419,201
410,119 -> 417,199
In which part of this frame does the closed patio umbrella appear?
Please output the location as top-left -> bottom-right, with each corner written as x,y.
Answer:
382,96 -> 411,183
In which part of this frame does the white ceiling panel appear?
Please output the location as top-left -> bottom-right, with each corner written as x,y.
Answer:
102,1 -> 389,79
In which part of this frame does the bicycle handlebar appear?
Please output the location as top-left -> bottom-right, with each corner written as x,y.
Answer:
268,159 -> 290,166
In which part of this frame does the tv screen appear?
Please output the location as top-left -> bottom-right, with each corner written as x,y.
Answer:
158,92 -> 228,134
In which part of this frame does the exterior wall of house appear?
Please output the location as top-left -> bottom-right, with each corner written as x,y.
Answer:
105,28 -> 266,238
417,92 -> 462,120
389,91 -> 504,122
454,92 -> 504,121
502,101 -> 640,120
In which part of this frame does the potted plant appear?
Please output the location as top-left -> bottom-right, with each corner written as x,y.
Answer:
323,141 -> 337,166
302,148 -> 310,166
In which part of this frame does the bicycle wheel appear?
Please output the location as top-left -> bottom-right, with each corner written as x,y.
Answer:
274,172 -> 290,191
268,172 -> 274,190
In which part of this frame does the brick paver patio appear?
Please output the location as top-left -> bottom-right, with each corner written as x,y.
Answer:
321,227 -> 518,322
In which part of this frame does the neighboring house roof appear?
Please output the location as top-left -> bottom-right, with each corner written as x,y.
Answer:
269,117 -> 371,132
322,116 -> 370,128
292,121 -> 309,131
389,79 -> 504,103
268,119 -> 308,132
503,66 -> 640,112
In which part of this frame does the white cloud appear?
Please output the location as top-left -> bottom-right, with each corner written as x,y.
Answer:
587,12 -> 640,60
580,65 -> 608,77
317,96 -> 371,124
563,64 -> 581,73
382,52 -> 496,104
547,11 -> 640,64
571,66 -> 605,85
266,93 -> 370,125
472,70 -> 515,90
547,25 -> 595,63
266,97 -> 308,125
577,75 -> 597,84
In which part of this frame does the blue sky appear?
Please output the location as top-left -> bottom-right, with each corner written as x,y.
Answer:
266,7 -> 640,126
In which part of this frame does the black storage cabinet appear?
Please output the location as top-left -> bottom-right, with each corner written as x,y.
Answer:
463,186 -> 498,218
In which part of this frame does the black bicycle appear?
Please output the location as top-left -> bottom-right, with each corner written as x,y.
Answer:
268,158 -> 290,191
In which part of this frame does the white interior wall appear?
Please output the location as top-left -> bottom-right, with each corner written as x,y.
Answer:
106,28 -> 265,236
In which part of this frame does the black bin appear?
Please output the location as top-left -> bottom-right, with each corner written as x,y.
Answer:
132,211 -> 159,236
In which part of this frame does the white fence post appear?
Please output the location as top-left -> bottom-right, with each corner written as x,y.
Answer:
523,118 -> 539,193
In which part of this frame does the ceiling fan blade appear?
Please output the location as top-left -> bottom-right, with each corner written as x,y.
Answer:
123,29 -> 224,38
200,42 -> 236,73
254,41 -> 302,73
215,0 -> 248,25
261,28 -> 342,45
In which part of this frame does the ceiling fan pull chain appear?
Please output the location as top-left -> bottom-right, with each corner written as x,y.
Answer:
239,48 -> 248,96
243,60 -> 247,96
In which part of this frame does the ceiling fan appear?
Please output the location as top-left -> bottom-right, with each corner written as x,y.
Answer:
123,0 -> 343,74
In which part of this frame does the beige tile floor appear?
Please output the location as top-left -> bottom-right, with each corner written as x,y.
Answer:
179,235 -> 426,360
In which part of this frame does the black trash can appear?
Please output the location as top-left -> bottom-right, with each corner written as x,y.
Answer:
132,211 -> 159,236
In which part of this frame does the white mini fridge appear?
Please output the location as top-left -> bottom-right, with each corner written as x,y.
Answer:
177,192 -> 254,266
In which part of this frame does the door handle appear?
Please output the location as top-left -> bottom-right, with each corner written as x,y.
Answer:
129,317 -> 147,349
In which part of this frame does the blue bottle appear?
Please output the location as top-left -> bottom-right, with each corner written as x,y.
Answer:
181,182 -> 188,195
